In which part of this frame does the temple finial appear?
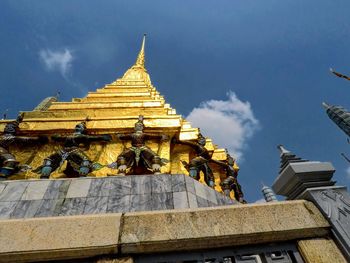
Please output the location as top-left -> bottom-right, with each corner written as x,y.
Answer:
277,144 -> 308,173
322,102 -> 330,110
277,144 -> 291,156
135,34 -> 146,68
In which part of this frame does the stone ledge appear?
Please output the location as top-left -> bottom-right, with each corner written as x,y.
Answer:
120,200 -> 330,254
0,200 -> 330,262
0,214 -> 121,263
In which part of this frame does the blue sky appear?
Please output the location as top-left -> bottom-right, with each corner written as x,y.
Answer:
1,0 -> 350,202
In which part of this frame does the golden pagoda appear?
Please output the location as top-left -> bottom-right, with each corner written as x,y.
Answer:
0,35 -> 236,195
0,36 -> 347,263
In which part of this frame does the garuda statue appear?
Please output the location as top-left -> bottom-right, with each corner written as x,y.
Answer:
111,115 -> 168,175
211,152 -> 245,203
36,120 -> 111,178
172,132 -> 215,188
0,114 -> 47,179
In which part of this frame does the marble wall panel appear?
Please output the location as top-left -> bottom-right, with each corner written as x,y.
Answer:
130,194 -> 152,212
35,199 -> 64,218
0,201 -> 17,219
188,192 -> 198,209
173,191 -> 189,209
193,180 -> 208,201
171,174 -> 186,192
60,198 -> 87,216
11,200 -> 42,219
185,175 -> 195,195
84,197 -> 108,215
152,175 -> 171,193
197,196 -> 209,208
0,182 -> 7,195
151,192 -> 173,211
21,181 -> 50,200
66,179 -> 91,198
88,178 -> 111,197
0,182 -> 29,202
131,176 -> 151,195
43,180 -> 71,200
107,195 -> 131,213
109,176 -> 132,196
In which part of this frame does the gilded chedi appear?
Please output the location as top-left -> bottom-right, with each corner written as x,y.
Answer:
0,35 -> 244,201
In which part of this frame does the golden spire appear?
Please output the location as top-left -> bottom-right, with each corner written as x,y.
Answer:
134,34 -> 146,68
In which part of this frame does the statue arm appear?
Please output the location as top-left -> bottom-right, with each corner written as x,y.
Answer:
145,133 -> 168,141
116,133 -> 132,140
15,135 -> 48,144
174,139 -> 199,149
84,134 -> 112,142
210,158 -> 228,167
51,135 -> 67,142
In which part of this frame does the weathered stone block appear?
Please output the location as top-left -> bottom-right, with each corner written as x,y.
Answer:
120,200 -> 330,254
298,238 -> 347,263
0,214 -> 121,262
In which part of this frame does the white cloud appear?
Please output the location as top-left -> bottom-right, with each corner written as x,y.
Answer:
186,91 -> 259,160
39,48 -> 73,78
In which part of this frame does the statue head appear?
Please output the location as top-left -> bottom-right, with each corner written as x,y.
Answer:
134,115 -> 144,132
4,114 -> 23,135
4,121 -> 19,135
227,154 -> 235,166
74,121 -> 87,134
225,149 -> 235,165
197,133 -> 206,146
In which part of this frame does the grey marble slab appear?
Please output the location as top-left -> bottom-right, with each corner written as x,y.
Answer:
21,180 -> 50,200
152,192 -> 174,211
193,180 -> 208,200
11,200 -> 42,219
59,198 -> 86,216
223,196 -> 235,205
205,185 -> 218,205
66,178 -> 91,198
0,201 -> 17,219
130,194 -> 152,212
109,176 -> 132,196
185,175 -> 195,195
0,182 -> 7,196
131,175 -> 152,195
172,174 -> 186,192
197,196 -> 209,208
43,180 -> 71,200
84,197 -> 108,215
216,192 -> 227,205
88,178 -> 111,197
107,195 -> 131,213
187,192 -> 198,209
152,175 -> 172,193
0,181 -> 29,202
173,191 -> 189,209
35,198 -> 64,217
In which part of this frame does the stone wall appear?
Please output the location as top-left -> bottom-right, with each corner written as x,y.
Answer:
0,174 -> 234,219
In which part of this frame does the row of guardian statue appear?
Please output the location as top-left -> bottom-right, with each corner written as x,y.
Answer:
0,114 -> 244,202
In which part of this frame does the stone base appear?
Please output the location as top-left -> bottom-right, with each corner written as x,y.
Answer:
0,200 -> 332,262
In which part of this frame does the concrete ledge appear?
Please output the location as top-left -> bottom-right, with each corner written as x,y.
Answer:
0,200 -> 331,262
0,214 -> 121,262
120,200 -> 330,253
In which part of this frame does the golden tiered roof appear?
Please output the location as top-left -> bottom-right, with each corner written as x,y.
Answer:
0,36 -> 229,190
